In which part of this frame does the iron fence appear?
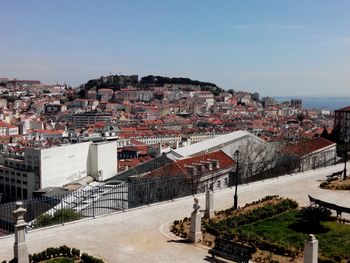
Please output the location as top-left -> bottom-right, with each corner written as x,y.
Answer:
0,177 -> 192,236
0,155 -> 337,237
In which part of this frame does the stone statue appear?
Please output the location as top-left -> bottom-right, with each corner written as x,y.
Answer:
193,197 -> 200,212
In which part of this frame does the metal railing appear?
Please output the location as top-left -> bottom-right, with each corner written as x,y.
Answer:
0,177 -> 192,236
0,156 -> 338,237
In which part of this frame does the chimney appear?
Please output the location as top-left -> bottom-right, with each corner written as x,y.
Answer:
201,161 -> 213,171
193,163 -> 205,173
185,165 -> 197,176
208,159 -> 220,169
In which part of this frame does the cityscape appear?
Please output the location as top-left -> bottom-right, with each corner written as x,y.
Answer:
0,1 -> 350,263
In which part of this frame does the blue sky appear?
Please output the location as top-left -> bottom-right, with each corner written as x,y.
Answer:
1,0 -> 350,96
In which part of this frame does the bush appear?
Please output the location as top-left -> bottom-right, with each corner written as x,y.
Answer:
71,248 -> 80,258
53,209 -> 80,224
320,182 -> 329,188
299,206 -> 332,223
46,247 -> 57,258
32,213 -> 52,228
81,253 -> 104,263
32,254 -> 39,262
59,245 -> 71,257
28,246 -> 104,262
32,209 -> 80,228
261,195 -> 279,202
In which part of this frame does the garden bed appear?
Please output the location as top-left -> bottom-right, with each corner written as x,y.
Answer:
171,195 -> 350,262
2,246 -> 104,263
320,178 -> 350,190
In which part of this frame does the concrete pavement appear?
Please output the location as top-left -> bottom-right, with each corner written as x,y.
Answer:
1,163 -> 349,262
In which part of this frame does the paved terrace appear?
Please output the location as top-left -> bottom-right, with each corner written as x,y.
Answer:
1,163 -> 350,262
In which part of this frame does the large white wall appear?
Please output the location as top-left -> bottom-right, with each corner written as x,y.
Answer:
89,141 -> 117,181
40,142 -> 92,188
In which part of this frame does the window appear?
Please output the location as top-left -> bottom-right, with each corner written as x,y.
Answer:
224,178 -> 228,186
217,180 -> 221,188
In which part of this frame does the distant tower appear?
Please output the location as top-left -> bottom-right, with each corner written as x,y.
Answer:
252,92 -> 260,102
291,99 -> 302,109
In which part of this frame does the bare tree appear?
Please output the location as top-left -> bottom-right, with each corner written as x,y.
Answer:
233,140 -> 302,183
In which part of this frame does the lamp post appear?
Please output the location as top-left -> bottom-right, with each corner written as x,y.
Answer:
344,137 -> 349,180
233,150 -> 239,210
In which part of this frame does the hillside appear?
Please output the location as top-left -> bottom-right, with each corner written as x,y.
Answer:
78,74 -> 224,97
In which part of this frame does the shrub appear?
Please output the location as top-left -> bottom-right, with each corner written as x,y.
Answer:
32,209 -> 81,228
32,254 -> 39,263
81,253 -> 104,263
320,182 -> 329,188
46,247 -> 55,258
32,213 -> 53,228
261,195 -> 279,202
53,247 -> 60,257
71,248 -> 80,258
52,209 -> 80,224
59,245 -> 71,257
299,206 -> 332,223
28,246 -> 103,262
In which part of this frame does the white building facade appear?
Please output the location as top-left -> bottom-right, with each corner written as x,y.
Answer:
0,141 -> 117,201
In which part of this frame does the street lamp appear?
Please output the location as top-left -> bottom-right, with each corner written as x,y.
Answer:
233,150 -> 239,210
344,136 -> 349,180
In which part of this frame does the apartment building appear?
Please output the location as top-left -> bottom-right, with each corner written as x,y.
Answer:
0,141 -> 117,202
63,111 -> 112,128
335,106 -> 350,140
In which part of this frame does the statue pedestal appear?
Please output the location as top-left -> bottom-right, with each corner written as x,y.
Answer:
204,190 -> 214,218
13,202 -> 29,263
188,198 -> 202,243
304,234 -> 318,263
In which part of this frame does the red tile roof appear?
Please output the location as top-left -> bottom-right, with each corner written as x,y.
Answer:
284,137 -> 336,156
144,150 -> 235,179
335,106 -> 350,112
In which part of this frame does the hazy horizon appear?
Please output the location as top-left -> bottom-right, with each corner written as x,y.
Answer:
1,1 -> 350,97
